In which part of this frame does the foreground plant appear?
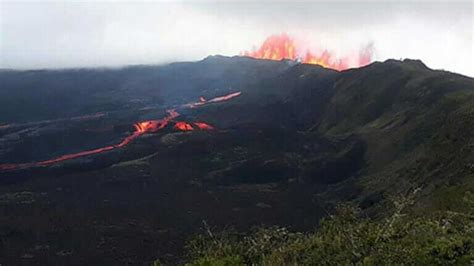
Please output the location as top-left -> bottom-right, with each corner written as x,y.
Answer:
184,191 -> 474,265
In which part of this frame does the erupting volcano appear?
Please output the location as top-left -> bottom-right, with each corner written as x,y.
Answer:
242,33 -> 373,70
0,92 -> 241,171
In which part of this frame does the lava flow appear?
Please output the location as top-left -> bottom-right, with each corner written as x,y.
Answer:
242,33 -> 373,70
174,121 -> 214,131
193,122 -> 214,130
174,122 -> 194,131
0,92 -> 241,171
186,91 -> 242,108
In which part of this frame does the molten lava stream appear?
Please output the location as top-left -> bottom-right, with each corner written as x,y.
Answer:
193,122 -> 214,130
174,122 -> 194,131
0,92 -> 242,171
0,108 -> 180,171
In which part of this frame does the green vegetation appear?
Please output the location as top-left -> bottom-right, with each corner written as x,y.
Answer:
185,197 -> 474,265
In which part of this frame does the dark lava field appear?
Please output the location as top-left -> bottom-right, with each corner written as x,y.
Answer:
0,56 -> 473,264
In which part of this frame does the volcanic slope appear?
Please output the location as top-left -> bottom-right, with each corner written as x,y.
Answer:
0,56 -> 472,264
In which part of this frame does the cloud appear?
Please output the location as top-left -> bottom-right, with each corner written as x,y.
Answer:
0,1 -> 472,76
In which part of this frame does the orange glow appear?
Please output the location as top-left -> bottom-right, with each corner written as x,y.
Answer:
243,33 -> 296,61
208,92 -> 242,103
0,92 -> 241,171
134,121 -> 156,133
133,109 -> 180,135
186,91 -> 242,108
242,33 -> 373,70
193,122 -> 214,130
174,121 -> 194,131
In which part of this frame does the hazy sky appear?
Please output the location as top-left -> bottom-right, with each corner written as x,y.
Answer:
1,1 -> 472,76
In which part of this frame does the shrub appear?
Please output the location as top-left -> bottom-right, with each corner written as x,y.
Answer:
185,205 -> 473,265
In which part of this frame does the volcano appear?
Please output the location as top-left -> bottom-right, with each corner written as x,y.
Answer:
0,56 -> 472,264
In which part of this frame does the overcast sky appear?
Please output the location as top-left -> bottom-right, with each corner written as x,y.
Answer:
0,1 -> 472,76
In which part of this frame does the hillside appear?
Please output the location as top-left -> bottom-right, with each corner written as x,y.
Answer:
0,56 -> 472,264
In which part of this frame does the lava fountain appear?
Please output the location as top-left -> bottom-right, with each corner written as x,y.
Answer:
242,33 -> 373,70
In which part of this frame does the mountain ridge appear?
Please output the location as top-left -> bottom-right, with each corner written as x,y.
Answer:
0,55 -> 472,264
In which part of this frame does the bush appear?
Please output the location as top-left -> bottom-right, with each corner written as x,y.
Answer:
185,205 -> 474,265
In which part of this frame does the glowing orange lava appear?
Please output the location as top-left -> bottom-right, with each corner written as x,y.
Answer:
185,91 -> 242,108
173,121 -> 215,131
0,92 -> 241,171
242,33 -> 373,70
193,122 -> 214,130
207,92 -> 242,103
174,122 -> 194,131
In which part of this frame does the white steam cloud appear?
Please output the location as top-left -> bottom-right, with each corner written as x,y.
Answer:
0,1 -> 472,76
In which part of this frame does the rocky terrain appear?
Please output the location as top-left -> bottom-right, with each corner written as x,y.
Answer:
0,56 -> 473,265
